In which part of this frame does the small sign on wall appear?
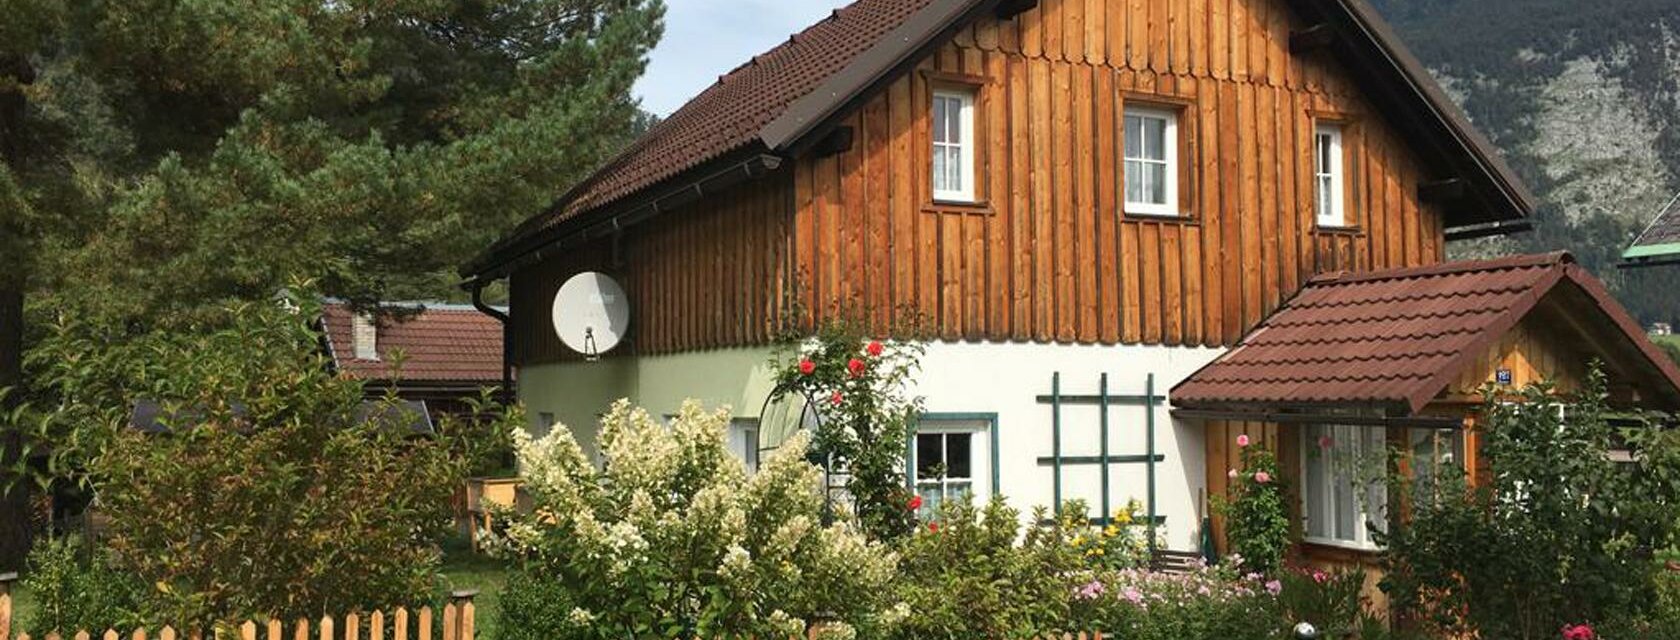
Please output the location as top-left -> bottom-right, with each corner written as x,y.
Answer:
1496,368 -> 1514,386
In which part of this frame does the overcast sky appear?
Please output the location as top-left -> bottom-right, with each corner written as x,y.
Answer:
633,0 -> 853,117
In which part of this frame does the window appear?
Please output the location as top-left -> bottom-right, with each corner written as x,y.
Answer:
932,89 -> 977,202
1124,106 -> 1180,216
1408,427 -> 1464,494
1315,124 -> 1347,227
727,419 -> 761,473
1302,424 -> 1388,549
915,431 -> 973,516
536,412 -> 556,439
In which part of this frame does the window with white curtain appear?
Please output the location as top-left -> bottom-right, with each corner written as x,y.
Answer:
1302,424 -> 1388,549
1124,106 -> 1179,216
932,89 -> 977,202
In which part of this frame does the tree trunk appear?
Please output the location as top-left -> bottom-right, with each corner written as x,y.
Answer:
0,51 -> 34,572
0,289 -> 29,572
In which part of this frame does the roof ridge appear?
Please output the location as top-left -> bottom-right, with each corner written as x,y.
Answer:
1305,251 -> 1571,287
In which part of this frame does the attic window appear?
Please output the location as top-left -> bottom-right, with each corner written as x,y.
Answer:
1123,106 -> 1180,216
931,88 -> 976,203
352,314 -> 379,361
1315,123 -> 1348,227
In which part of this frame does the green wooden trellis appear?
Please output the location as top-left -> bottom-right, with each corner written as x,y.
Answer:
1038,371 -> 1165,554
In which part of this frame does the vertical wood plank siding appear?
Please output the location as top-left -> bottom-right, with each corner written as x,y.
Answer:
513,0 -> 1450,364
510,176 -> 795,365
793,0 -> 1446,346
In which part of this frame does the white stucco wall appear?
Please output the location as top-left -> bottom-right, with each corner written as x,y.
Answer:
518,341 -> 1224,550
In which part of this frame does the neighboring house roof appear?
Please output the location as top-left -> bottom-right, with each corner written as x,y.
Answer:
1171,252 -> 1680,414
1622,192 -> 1680,266
320,302 -> 504,385
464,0 -> 1535,279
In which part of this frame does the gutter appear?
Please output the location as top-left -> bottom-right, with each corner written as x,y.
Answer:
1172,408 -> 1464,430
470,280 -> 515,403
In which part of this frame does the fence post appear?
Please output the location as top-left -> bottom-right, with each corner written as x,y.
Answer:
1,571 -> 17,640
448,591 -> 477,640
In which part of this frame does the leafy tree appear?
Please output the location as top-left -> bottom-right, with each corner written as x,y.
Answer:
11,294 -> 520,629
0,0 -> 665,570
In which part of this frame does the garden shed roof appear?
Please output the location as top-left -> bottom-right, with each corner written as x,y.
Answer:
1172,252 -> 1680,414
321,302 -> 504,385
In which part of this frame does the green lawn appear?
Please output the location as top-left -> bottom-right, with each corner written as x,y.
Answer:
438,543 -> 510,640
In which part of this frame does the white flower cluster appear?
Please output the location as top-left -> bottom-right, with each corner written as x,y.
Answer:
488,398 -> 900,637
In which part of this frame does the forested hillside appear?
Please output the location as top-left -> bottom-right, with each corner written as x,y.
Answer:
1369,0 -> 1680,323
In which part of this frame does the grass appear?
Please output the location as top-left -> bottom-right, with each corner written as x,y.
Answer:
438,540 -> 510,640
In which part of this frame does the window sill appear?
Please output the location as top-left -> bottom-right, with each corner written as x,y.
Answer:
924,201 -> 995,216
1125,210 -> 1197,224
1314,225 -> 1364,236
1301,537 -> 1381,554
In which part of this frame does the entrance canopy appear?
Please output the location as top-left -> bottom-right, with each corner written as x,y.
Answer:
1172,252 -> 1680,415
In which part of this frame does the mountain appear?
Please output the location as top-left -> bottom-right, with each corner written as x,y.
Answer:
1367,0 -> 1680,324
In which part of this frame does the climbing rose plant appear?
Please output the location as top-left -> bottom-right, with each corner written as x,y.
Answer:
488,400 -> 902,640
1215,434 -> 1291,576
770,324 -> 925,541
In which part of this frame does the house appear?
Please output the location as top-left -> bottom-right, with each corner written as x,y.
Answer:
1624,192 -> 1680,267
459,0 -> 1680,580
319,302 -> 510,422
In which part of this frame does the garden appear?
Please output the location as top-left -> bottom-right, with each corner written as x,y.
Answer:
3,309 -> 1679,640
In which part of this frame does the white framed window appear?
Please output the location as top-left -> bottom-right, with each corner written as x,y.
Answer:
932,89 -> 977,203
1315,124 -> 1348,227
911,418 -> 991,518
1408,427 -> 1464,494
1302,424 -> 1388,550
1124,106 -> 1180,216
727,419 -> 761,474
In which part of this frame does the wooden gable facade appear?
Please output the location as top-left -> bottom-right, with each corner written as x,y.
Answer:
499,0 -> 1511,367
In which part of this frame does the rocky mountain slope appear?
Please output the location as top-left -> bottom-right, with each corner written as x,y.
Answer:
1369,0 -> 1680,323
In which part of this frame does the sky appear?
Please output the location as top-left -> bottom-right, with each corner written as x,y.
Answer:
633,0 -> 854,117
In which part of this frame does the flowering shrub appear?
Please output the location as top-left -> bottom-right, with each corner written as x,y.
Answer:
488,400 -> 900,640
1061,499 -> 1155,571
1215,435 -> 1291,575
770,323 -> 925,541
1275,566 -> 1384,639
1069,560 -> 1281,640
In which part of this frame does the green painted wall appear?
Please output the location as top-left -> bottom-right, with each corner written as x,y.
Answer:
517,346 -> 780,457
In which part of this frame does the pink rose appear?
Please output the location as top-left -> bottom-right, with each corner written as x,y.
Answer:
1227,468 -> 1239,479
1236,434 -> 1251,448
1254,471 -> 1272,484
1265,580 -> 1283,596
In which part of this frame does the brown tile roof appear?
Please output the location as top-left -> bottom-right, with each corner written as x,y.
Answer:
321,303 -> 504,385
466,0 -> 1536,278
470,0 -> 947,272
1172,252 -> 1680,414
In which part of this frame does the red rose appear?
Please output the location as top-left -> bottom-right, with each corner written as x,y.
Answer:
847,358 -> 866,378
798,358 -> 815,375
928,521 -> 940,533
908,495 -> 924,511
830,390 -> 844,406
866,341 -> 885,357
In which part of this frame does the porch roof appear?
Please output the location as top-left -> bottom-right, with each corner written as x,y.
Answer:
1171,253 -> 1680,415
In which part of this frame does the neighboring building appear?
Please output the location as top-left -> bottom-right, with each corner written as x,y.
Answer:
320,302 -> 509,421
459,0 -> 1680,581
1624,192 -> 1680,267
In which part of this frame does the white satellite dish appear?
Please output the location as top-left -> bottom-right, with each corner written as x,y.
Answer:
552,272 -> 630,360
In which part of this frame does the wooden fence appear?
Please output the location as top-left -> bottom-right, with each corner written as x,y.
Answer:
0,573 -> 477,640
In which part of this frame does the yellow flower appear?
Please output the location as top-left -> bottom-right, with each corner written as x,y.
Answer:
1115,511 -> 1133,526
1071,535 -> 1085,547
1103,525 -> 1119,538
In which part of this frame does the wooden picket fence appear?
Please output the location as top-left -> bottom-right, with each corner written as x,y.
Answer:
0,573 -> 477,640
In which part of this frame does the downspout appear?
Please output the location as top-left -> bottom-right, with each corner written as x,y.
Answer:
470,279 -> 515,404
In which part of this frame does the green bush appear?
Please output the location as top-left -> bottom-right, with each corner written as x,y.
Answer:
1276,566 -> 1382,639
19,295 -> 500,628
19,536 -> 147,635
1379,369 -> 1680,639
487,400 -> 899,639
